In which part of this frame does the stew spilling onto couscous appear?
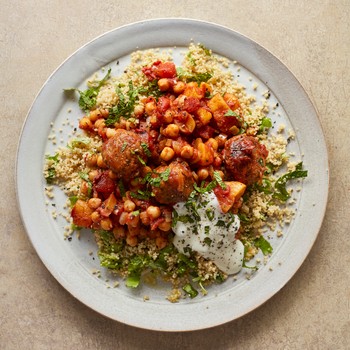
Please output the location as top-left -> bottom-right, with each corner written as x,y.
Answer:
44,44 -> 307,301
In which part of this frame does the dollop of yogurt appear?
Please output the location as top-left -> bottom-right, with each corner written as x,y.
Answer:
172,191 -> 244,275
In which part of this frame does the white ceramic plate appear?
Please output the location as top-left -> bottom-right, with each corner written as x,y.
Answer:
16,19 -> 328,331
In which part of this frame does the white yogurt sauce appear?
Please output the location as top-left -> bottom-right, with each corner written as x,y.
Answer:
172,191 -> 244,275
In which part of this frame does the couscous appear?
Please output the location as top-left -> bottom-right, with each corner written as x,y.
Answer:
44,44 -> 307,301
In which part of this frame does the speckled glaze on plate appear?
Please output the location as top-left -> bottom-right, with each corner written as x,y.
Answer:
16,19 -> 328,331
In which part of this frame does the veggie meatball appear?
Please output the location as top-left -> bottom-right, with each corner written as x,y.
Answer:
102,129 -> 146,180
224,134 -> 268,185
152,161 -> 195,204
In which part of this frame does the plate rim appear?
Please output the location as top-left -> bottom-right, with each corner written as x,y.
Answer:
16,18 -> 329,331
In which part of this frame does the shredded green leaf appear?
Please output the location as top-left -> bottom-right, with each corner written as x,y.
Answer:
259,117 -> 272,133
182,283 -> 198,298
105,81 -> 142,126
213,170 -> 226,190
45,168 -> 56,184
176,67 -> 212,83
254,236 -> 273,256
224,110 -> 239,118
273,162 -> 308,201
68,68 -> 111,112
68,137 -> 91,148
141,142 -> 152,157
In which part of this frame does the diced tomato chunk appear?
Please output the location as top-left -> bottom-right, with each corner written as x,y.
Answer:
155,62 -> 177,79
142,61 -> 177,80
93,171 -> 116,198
157,96 -> 171,114
183,97 -> 201,113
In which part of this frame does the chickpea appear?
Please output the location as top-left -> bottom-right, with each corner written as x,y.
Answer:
146,206 -> 161,219
158,221 -> 171,232
128,213 -> 140,228
206,138 -> 219,151
89,109 -> 102,122
160,147 -> 175,161
156,236 -> 168,249
88,169 -> 98,181
106,128 -> 117,138
88,198 -> 102,209
91,211 -> 101,223
173,81 -> 186,94
123,199 -> 136,212
97,154 -> 107,168
79,117 -> 92,130
94,119 -> 105,129
163,110 -> 174,123
108,170 -> 118,180
100,218 -> 112,231
162,124 -> 179,139
126,234 -> 138,247
229,125 -> 240,135
140,211 -> 150,226
86,154 -> 97,167
134,104 -> 145,116
145,101 -> 157,116
79,181 -> 90,196
180,145 -> 194,159
113,226 -> 126,239
158,78 -> 170,91
149,115 -> 158,127
119,212 -> 129,225
100,109 -> 109,118
141,166 -> 152,177
213,156 -> 222,167
197,168 -> 209,181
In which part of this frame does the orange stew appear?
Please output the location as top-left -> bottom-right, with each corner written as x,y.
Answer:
72,61 -> 268,250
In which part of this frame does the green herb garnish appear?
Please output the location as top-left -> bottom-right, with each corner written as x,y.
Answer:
176,67 -> 212,83
213,170 -> 226,190
65,69 -> 111,112
46,153 -> 59,162
254,235 -> 273,256
78,172 -> 92,197
224,110 -> 240,118
106,81 -> 142,126
143,168 -> 171,187
182,283 -> 198,298
273,162 -> 308,201
130,190 -> 151,201
141,142 -> 152,157
45,168 -> 56,184
259,117 -> 272,133
68,137 -> 91,148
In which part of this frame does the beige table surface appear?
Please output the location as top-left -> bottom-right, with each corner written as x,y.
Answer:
1,1 -> 349,349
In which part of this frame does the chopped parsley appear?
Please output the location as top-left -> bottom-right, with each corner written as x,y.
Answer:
65,68 -> 111,112
45,153 -> 59,183
105,81 -> 143,126
273,162 -> 308,201
182,283 -> 198,298
78,171 -> 92,197
258,117 -> 272,133
254,235 -> 273,256
176,67 -> 212,83
224,110 -> 239,118
68,137 -> 91,149
141,142 -> 152,157
143,168 -> 171,187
